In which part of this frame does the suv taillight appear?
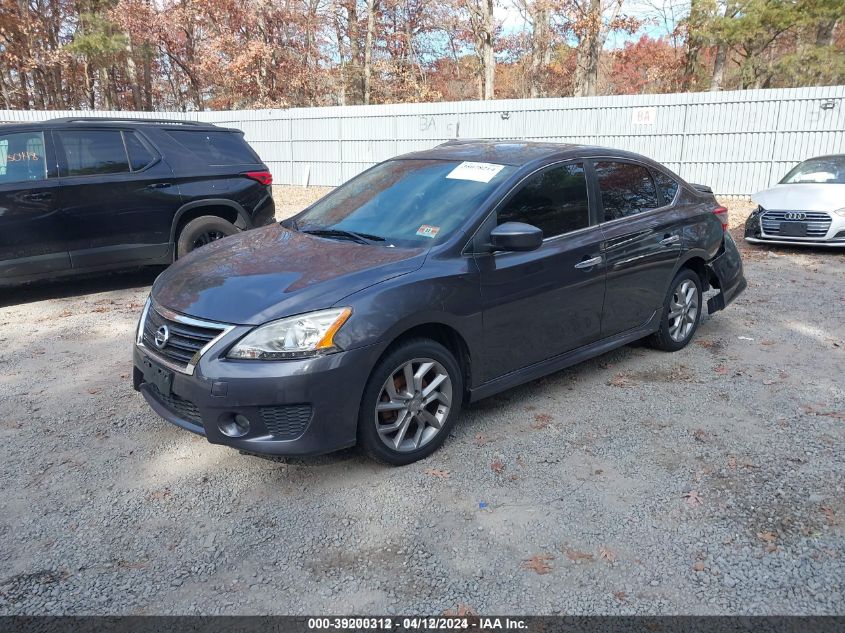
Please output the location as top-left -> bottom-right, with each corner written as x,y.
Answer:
243,170 -> 273,186
714,206 -> 728,232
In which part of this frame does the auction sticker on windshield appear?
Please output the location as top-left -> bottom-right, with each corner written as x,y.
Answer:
446,161 -> 505,183
416,225 -> 440,238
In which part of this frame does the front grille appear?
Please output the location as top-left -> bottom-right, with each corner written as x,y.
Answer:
142,306 -> 227,370
761,211 -> 832,238
147,384 -> 203,426
260,405 -> 312,439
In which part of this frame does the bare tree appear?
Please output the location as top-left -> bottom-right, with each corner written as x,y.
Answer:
463,0 -> 496,99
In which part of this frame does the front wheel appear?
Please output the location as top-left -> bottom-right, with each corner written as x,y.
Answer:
358,339 -> 463,466
648,269 -> 703,351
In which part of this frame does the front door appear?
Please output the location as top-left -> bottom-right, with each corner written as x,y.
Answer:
53,127 -> 181,268
475,161 -> 606,382
0,128 -> 68,280
591,159 -> 684,337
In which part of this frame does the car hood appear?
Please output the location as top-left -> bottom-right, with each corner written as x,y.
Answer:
752,183 -> 845,212
152,224 -> 426,325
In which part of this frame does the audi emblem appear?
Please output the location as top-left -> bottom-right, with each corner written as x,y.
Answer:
784,212 -> 807,221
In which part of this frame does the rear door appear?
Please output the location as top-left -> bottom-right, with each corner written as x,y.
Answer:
0,128 -> 68,279
53,127 -> 181,268
475,161 -> 606,381
591,159 -> 684,338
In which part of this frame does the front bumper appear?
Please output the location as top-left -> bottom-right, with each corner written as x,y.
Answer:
744,209 -> 845,247
133,341 -> 377,456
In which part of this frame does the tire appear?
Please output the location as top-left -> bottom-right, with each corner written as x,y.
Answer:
176,215 -> 238,258
358,338 -> 463,466
647,268 -> 703,352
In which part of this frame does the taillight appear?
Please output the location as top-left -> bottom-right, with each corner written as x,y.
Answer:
243,170 -> 273,186
713,206 -> 728,232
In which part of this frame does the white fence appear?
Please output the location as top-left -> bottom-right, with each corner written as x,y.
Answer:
3,85 -> 844,195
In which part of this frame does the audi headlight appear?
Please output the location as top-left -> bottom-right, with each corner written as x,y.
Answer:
227,307 -> 352,360
834,208 -> 845,217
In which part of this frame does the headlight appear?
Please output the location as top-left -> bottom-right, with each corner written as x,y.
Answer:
227,307 -> 352,360
834,208 -> 845,217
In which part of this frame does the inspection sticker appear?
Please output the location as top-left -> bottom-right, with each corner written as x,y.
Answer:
416,225 -> 441,238
446,161 -> 505,183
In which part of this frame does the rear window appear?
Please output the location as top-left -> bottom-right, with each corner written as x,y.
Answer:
0,131 -> 47,183
166,130 -> 259,166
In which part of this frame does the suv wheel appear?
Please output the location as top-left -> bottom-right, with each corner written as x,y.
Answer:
177,215 -> 238,258
358,338 -> 463,465
648,269 -> 703,351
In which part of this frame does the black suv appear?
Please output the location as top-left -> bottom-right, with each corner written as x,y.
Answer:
0,117 -> 274,286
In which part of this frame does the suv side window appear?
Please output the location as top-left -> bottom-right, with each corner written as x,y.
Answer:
124,131 -> 156,171
497,163 -> 590,239
0,131 -> 47,184
56,130 -> 130,176
594,161 -> 659,221
654,170 -> 679,205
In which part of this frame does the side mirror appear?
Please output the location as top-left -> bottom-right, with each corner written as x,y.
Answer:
488,222 -> 544,252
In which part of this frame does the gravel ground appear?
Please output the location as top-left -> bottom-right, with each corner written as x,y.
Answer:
0,191 -> 843,615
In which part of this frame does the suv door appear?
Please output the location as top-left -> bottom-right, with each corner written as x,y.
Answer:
474,161 -> 605,381
53,127 -> 181,268
591,159 -> 684,338
0,128 -> 68,280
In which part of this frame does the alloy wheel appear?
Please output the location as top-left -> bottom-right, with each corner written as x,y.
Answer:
374,358 -> 452,453
192,230 -> 227,249
668,279 -> 699,342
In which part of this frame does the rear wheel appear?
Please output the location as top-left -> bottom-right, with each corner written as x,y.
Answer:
358,339 -> 463,465
176,215 -> 238,258
648,269 -> 702,351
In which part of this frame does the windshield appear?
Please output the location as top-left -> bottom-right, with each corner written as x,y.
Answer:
780,156 -> 845,184
289,159 -> 514,247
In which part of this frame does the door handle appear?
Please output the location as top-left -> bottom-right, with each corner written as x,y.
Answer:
574,256 -> 603,270
22,192 -> 52,201
660,234 -> 680,246
145,182 -> 172,189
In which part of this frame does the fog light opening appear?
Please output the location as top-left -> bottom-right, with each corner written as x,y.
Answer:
219,414 -> 250,438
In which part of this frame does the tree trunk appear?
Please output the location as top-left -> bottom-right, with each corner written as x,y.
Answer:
529,6 -> 548,98
480,0 -> 495,99
816,19 -> 838,47
143,48 -> 153,110
573,0 -> 602,97
124,33 -> 143,109
363,0 -> 379,105
347,0 -> 362,104
710,43 -> 726,91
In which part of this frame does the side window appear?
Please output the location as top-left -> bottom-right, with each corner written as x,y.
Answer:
594,161 -> 659,221
124,131 -> 155,171
0,131 -> 47,184
497,163 -> 590,239
654,170 -> 679,205
56,130 -> 130,176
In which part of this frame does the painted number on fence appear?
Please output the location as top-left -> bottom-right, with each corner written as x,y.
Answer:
632,107 -> 656,125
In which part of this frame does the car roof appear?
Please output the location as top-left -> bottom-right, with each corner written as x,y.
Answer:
0,117 -> 235,133
396,139 -> 658,168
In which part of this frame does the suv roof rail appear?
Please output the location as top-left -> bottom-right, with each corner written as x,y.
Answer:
45,117 -> 211,126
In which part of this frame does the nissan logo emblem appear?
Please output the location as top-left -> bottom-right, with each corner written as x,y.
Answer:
154,324 -> 170,349
784,212 -> 807,221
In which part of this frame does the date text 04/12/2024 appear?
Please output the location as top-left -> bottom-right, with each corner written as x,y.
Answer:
306,617 -> 528,630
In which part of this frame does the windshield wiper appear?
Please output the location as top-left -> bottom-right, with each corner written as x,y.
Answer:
301,228 -> 385,244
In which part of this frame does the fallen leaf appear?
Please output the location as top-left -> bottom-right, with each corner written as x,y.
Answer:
692,428 -> 708,442
522,554 -> 554,574
532,413 -> 553,429
821,506 -> 839,526
696,339 -> 717,348
760,339 -> 775,346
609,373 -> 630,387
757,530 -> 777,543
599,547 -> 616,562
475,434 -> 487,446
613,590 -> 627,602
727,456 -> 737,470
87,388 -> 99,395
423,468 -> 450,479
443,604 -> 477,616
565,548 -> 594,562
491,460 -> 505,474
683,490 -> 703,507
713,365 -> 728,375
692,560 -> 706,572
147,488 -> 171,501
